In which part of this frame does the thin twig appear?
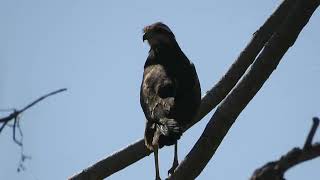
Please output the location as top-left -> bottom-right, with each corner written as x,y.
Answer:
251,117 -> 320,180
13,116 -> 23,146
303,117 -> 320,149
0,88 -> 67,131
19,88 -> 67,113
0,121 -> 8,133
0,88 -> 67,172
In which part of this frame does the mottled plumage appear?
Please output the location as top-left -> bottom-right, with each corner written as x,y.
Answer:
140,22 -> 201,179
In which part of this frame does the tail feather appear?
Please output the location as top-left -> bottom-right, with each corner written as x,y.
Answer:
158,118 -> 182,139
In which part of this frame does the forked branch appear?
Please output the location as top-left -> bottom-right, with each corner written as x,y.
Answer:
69,0 -> 306,179
250,117 -> 320,180
168,0 -> 320,179
0,88 -> 67,137
0,88 -> 67,171
1,89 -> 67,151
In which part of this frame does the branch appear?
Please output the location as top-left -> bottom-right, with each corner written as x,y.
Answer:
0,88 -> 67,144
0,88 -> 67,171
69,0 -> 299,179
250,117 -> 320,180
304,117 -> 320,149
168,0 -> 320,179
189,0 -> 299,129
0,88 -> 67,125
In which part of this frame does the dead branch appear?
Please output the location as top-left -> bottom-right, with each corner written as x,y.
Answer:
250,117 -> 320,180
0,88 -> 67,135
69,0 -> 300,179
168,0 -> 320,179
0,88 -> 67,171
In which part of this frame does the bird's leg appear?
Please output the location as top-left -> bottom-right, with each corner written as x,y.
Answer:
154,145 -> 161,180
168,141 -> 179,175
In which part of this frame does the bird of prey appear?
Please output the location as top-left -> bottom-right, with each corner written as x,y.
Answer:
140,22 -> 201,180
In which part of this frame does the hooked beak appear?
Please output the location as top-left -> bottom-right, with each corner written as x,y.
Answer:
143,33 -> 149,42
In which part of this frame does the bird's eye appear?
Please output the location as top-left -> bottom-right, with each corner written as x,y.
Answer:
155,28 -> 167,34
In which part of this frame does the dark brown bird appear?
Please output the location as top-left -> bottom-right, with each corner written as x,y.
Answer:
140,22 -> 201,180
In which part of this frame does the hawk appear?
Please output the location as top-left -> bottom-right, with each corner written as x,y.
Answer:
140,22 -> 201,180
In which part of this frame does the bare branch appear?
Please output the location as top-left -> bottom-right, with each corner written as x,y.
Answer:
304,117 -> 319,149
1,88 -> 67,143
0,88 -> 67,130
69,0 -> 300,179
0,88 -> 67,171
19,88 -> 67,114
13,116 -> 22,146
188,0 -> 299,129
0,121 -> 9,133
168,0 -> 320,179
251,118 -> 320,180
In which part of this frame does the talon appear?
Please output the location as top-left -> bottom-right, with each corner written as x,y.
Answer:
167,162 -> 178,175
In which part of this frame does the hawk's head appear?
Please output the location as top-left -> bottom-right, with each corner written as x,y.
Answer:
143,22 -> 176,48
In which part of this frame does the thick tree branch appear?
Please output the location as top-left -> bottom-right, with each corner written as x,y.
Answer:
69,0 -> 299,179
168,0 -> 320,179
250,117 -> 320,180
189,0 -> 299,129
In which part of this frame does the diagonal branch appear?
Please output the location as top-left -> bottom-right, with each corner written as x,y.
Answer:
168,0 -> 320,179
0,88 -> 67,136
189,0 -> 299,129
69,0 -> 299,179
0,88 -> 67,172
250,117 -> 320,180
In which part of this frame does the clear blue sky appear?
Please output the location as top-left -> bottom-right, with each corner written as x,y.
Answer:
1,0 -> 319,179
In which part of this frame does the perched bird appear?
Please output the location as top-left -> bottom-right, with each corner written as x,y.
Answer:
140,22 -> 201,180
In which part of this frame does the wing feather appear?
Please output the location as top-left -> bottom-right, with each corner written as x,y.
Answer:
140,64 -> 176,122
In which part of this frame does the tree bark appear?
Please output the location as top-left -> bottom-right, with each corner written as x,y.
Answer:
168,0 -> 320,179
